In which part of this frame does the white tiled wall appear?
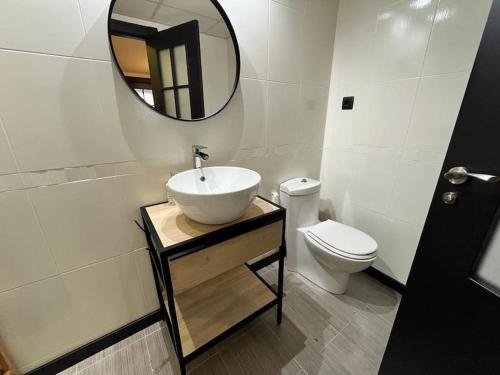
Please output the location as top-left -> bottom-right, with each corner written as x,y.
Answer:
320,0 -> 492,284
0,0 -> 338,371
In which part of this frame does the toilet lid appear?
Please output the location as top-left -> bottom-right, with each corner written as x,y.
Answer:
306,220 -> 377,258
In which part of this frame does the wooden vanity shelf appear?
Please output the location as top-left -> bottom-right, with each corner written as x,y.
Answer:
141,196 -> 286,375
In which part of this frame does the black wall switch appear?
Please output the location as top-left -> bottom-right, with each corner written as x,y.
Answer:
342,96 -> 354,110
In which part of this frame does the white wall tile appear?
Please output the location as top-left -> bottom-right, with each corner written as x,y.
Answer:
344,206 -> 422,284
267,82 -> 300,146
0,0 -> 340,369
322,0 -> 489,284
76,0 -> 113,61
0,277 -> 79,369
219,0 -> 269,80
323,82 -> 373,149
0,174 -> 24,193
331,0 -> 379,83
269,2 -> 303,83
321,149 -> 399,216
0,0 -> 85,56
298,85 -> 329,146
133,249 -> 160,313
372,0 -> 437,81
61,253 -> 149,343
227,79 -> 268,149
0,51 -> 134,172
272,0 -> 306,10
423,0 -> 492,76
301,0 -> 338,87
348,152 -> 399,215
389,158 -> 442,225
325,79 -> 418,149
367,79 -> 420,148
0,124 -> 17,175
405,72 -> 469,154
30,177 -> 141,272
0,191 -> 58,292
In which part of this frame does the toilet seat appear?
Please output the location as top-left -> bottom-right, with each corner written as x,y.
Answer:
305,220 -> 377,260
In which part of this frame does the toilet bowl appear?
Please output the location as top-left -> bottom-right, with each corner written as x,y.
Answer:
280,178 -> 377,294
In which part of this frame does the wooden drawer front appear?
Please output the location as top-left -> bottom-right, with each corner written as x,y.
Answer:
170,220 -> 282,295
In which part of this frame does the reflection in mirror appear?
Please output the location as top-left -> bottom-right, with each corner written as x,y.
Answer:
109,0 -> 240,121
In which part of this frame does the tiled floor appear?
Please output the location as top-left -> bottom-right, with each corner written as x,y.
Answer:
58,265 -> 400,375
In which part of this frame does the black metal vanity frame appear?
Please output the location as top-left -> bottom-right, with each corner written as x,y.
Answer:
140,195 -> 286,375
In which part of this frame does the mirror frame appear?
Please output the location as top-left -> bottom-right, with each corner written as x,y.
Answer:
107,0 -> 241,122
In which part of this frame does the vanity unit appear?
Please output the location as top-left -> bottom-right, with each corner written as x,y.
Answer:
140,196 -> 286,375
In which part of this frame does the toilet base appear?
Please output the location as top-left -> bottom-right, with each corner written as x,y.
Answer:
323,271 -> 349,294
289,259 -> 350,295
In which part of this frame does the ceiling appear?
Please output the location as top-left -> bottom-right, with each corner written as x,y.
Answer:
112,0 -> 231,39
111,35 -> 151,78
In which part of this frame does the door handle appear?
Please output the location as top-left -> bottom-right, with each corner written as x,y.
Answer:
444,166 -> 500,185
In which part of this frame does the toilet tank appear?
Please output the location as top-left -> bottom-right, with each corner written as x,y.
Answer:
279,178 -> 321,233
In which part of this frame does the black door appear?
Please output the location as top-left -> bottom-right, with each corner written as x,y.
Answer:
379,2 -> 500,374
146,20 -> 205,120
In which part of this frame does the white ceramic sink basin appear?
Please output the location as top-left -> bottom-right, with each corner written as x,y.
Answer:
167,166 -> 261,225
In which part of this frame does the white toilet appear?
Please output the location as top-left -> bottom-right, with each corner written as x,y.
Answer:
279,178 -> 378,294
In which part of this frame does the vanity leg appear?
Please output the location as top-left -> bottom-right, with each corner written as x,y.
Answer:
179,361 -> 187,375
277,245 -> 285,325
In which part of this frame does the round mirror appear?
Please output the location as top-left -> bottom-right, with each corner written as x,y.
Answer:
108,0 -> 240,121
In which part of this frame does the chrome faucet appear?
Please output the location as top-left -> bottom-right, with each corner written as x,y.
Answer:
192,145 -> 209,169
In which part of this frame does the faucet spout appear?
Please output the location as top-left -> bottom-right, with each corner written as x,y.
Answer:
192,145 -> 209,169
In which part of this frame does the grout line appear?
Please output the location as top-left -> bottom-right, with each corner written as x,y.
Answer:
241,75 -> 331,90
0,160 -> 139,178
26,189 -> 62,275
0,274 -> 60,295
0,248 -> 148,294
0,46 -> 111,63
318,322 -> 349,354
0,170 -> 144,195
293,358 -> 306,374
332,68 -> 472,87
417,0 -> 441,77
143,331 -> 155,374
0,114 -> 21,172
266,0 -> 271,82
75,0 -> 87,35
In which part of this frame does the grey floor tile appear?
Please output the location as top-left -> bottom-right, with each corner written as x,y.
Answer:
262,313 -> 344,375
322,330 -> 383,375
343,273 -> 401,324
145,327 -> 180,375
341,310 -> 392,359
281,287 -> 340,351
69,265 -> 398,375
77,330 -> 145,371
287,272 -> 358,331
186,346 -> 219,372
79,339 -> 152,375
144,321 -> 165,336
218,320 -> 301,375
